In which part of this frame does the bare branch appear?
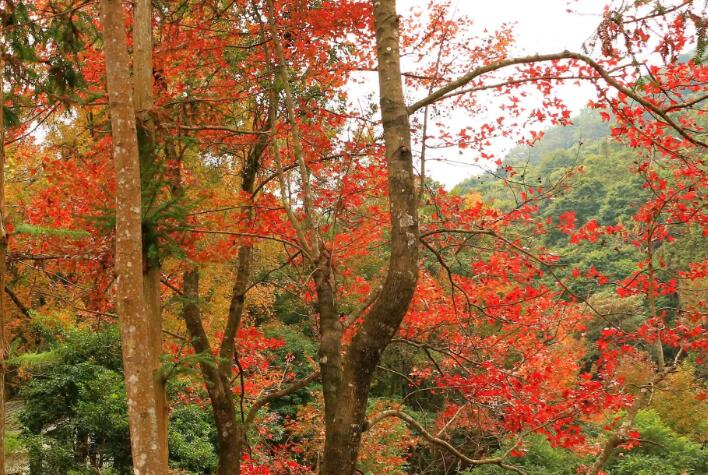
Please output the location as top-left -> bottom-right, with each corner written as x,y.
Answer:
245,370 -> 320,427
180,228 -> 308,256
366,410 -> 526,475
265,0 -> 317,237
170,124 -> 270,135
408,51 -> 707,148
343,285 -> 382,328
5,286 -> 30,319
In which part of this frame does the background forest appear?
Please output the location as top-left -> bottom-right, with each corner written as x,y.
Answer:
0,1 -> 705,475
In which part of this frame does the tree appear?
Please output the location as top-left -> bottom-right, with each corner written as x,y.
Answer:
18,327 -> 131,474
318,0 -> 705,472
314,2 -> 420,472
132,0 -> 169,465
0,36 -> 7,475
0,1 -> 703,473
98,0 -> 165,472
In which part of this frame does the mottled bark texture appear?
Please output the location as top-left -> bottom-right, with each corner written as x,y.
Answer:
0,51 -> 7,475
318,1 -> 419,473
132,0 -> 169,466
99,1 -> 166,473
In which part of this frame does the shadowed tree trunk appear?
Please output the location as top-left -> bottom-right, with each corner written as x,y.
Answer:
181,269 -> 243,474
99,1 -> 166,473
259,1 -> 704,473
318,0 -> 420,472
178,109 -> 271,474
260,1 -> 418,472
182,245 -> 318,475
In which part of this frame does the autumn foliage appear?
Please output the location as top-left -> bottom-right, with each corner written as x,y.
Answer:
0,0 -> 705,474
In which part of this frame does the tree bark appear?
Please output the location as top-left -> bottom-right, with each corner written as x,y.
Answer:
133,0 -> 153,119
319,1 -> 419,473
218,121 -> 269,377
314,252 -> 343,453
0,50 -> 7,475
181,269 -> 243,475
143,264 -> 168,466
179,113 -> 271,474
132,0 -> 169,466
99,1 -> 166,473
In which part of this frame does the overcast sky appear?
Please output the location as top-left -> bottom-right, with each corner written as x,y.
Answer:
369,0 -> 609,188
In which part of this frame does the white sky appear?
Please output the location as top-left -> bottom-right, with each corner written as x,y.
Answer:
353,0 -> 609,188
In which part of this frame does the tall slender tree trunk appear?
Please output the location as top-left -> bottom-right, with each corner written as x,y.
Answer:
319,1 -> 419,473
132,0 -> 169,466
133,0 -> 153,116
176,109 -> 270,474
314,257 -> 345,468
0,51 -> 7,475
99,1 -> 166,473
166,135 -> 243,473
181,269 -> 243,475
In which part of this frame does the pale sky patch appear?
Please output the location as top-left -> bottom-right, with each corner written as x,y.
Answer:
349,0 -> 609,188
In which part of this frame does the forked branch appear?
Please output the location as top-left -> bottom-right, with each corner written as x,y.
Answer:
366,410 -> 526,475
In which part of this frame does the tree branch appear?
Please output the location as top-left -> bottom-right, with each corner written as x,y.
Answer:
170,124 -> 270,135
408,51 -> 707,148
180,228 -> 307,255
244,370 -> 320,427
4,286 -> 30,318
365,410 -> 525,474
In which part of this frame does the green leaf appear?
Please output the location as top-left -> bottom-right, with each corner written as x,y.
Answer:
7,350 -> 60,368
14,223 -> 90,239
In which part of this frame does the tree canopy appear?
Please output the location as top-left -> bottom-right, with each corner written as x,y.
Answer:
0,1 -> 705,474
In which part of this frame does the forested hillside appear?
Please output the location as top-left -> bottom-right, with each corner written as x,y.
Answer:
452,108 -> 708,473
0,1 -> 705,475
455,108 -> 706,289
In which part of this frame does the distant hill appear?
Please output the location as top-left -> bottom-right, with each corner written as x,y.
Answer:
453,108 -> 611,195
505,109 -> 611,165
451,108 -> 646,288
452,103 -> 705,290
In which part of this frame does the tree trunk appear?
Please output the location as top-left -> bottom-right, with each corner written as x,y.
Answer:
180,263 -> 246,475
181,269 -> 243,475
143,264 -> 167,464
99,1 -> 165,473
132,0 -> 153,119
178,115 -> 270,474
314,254 -> 344,456
218,128 -> 265,376
0,51 -> 7,475
319,0 -> 419,473
133,0 -> 169,465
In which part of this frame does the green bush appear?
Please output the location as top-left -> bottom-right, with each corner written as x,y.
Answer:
465,434 -> 585,475
168,404 -> 218,474
19,327 -> 132,474
18,325 -> 222,474
607,410 -> 708,475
